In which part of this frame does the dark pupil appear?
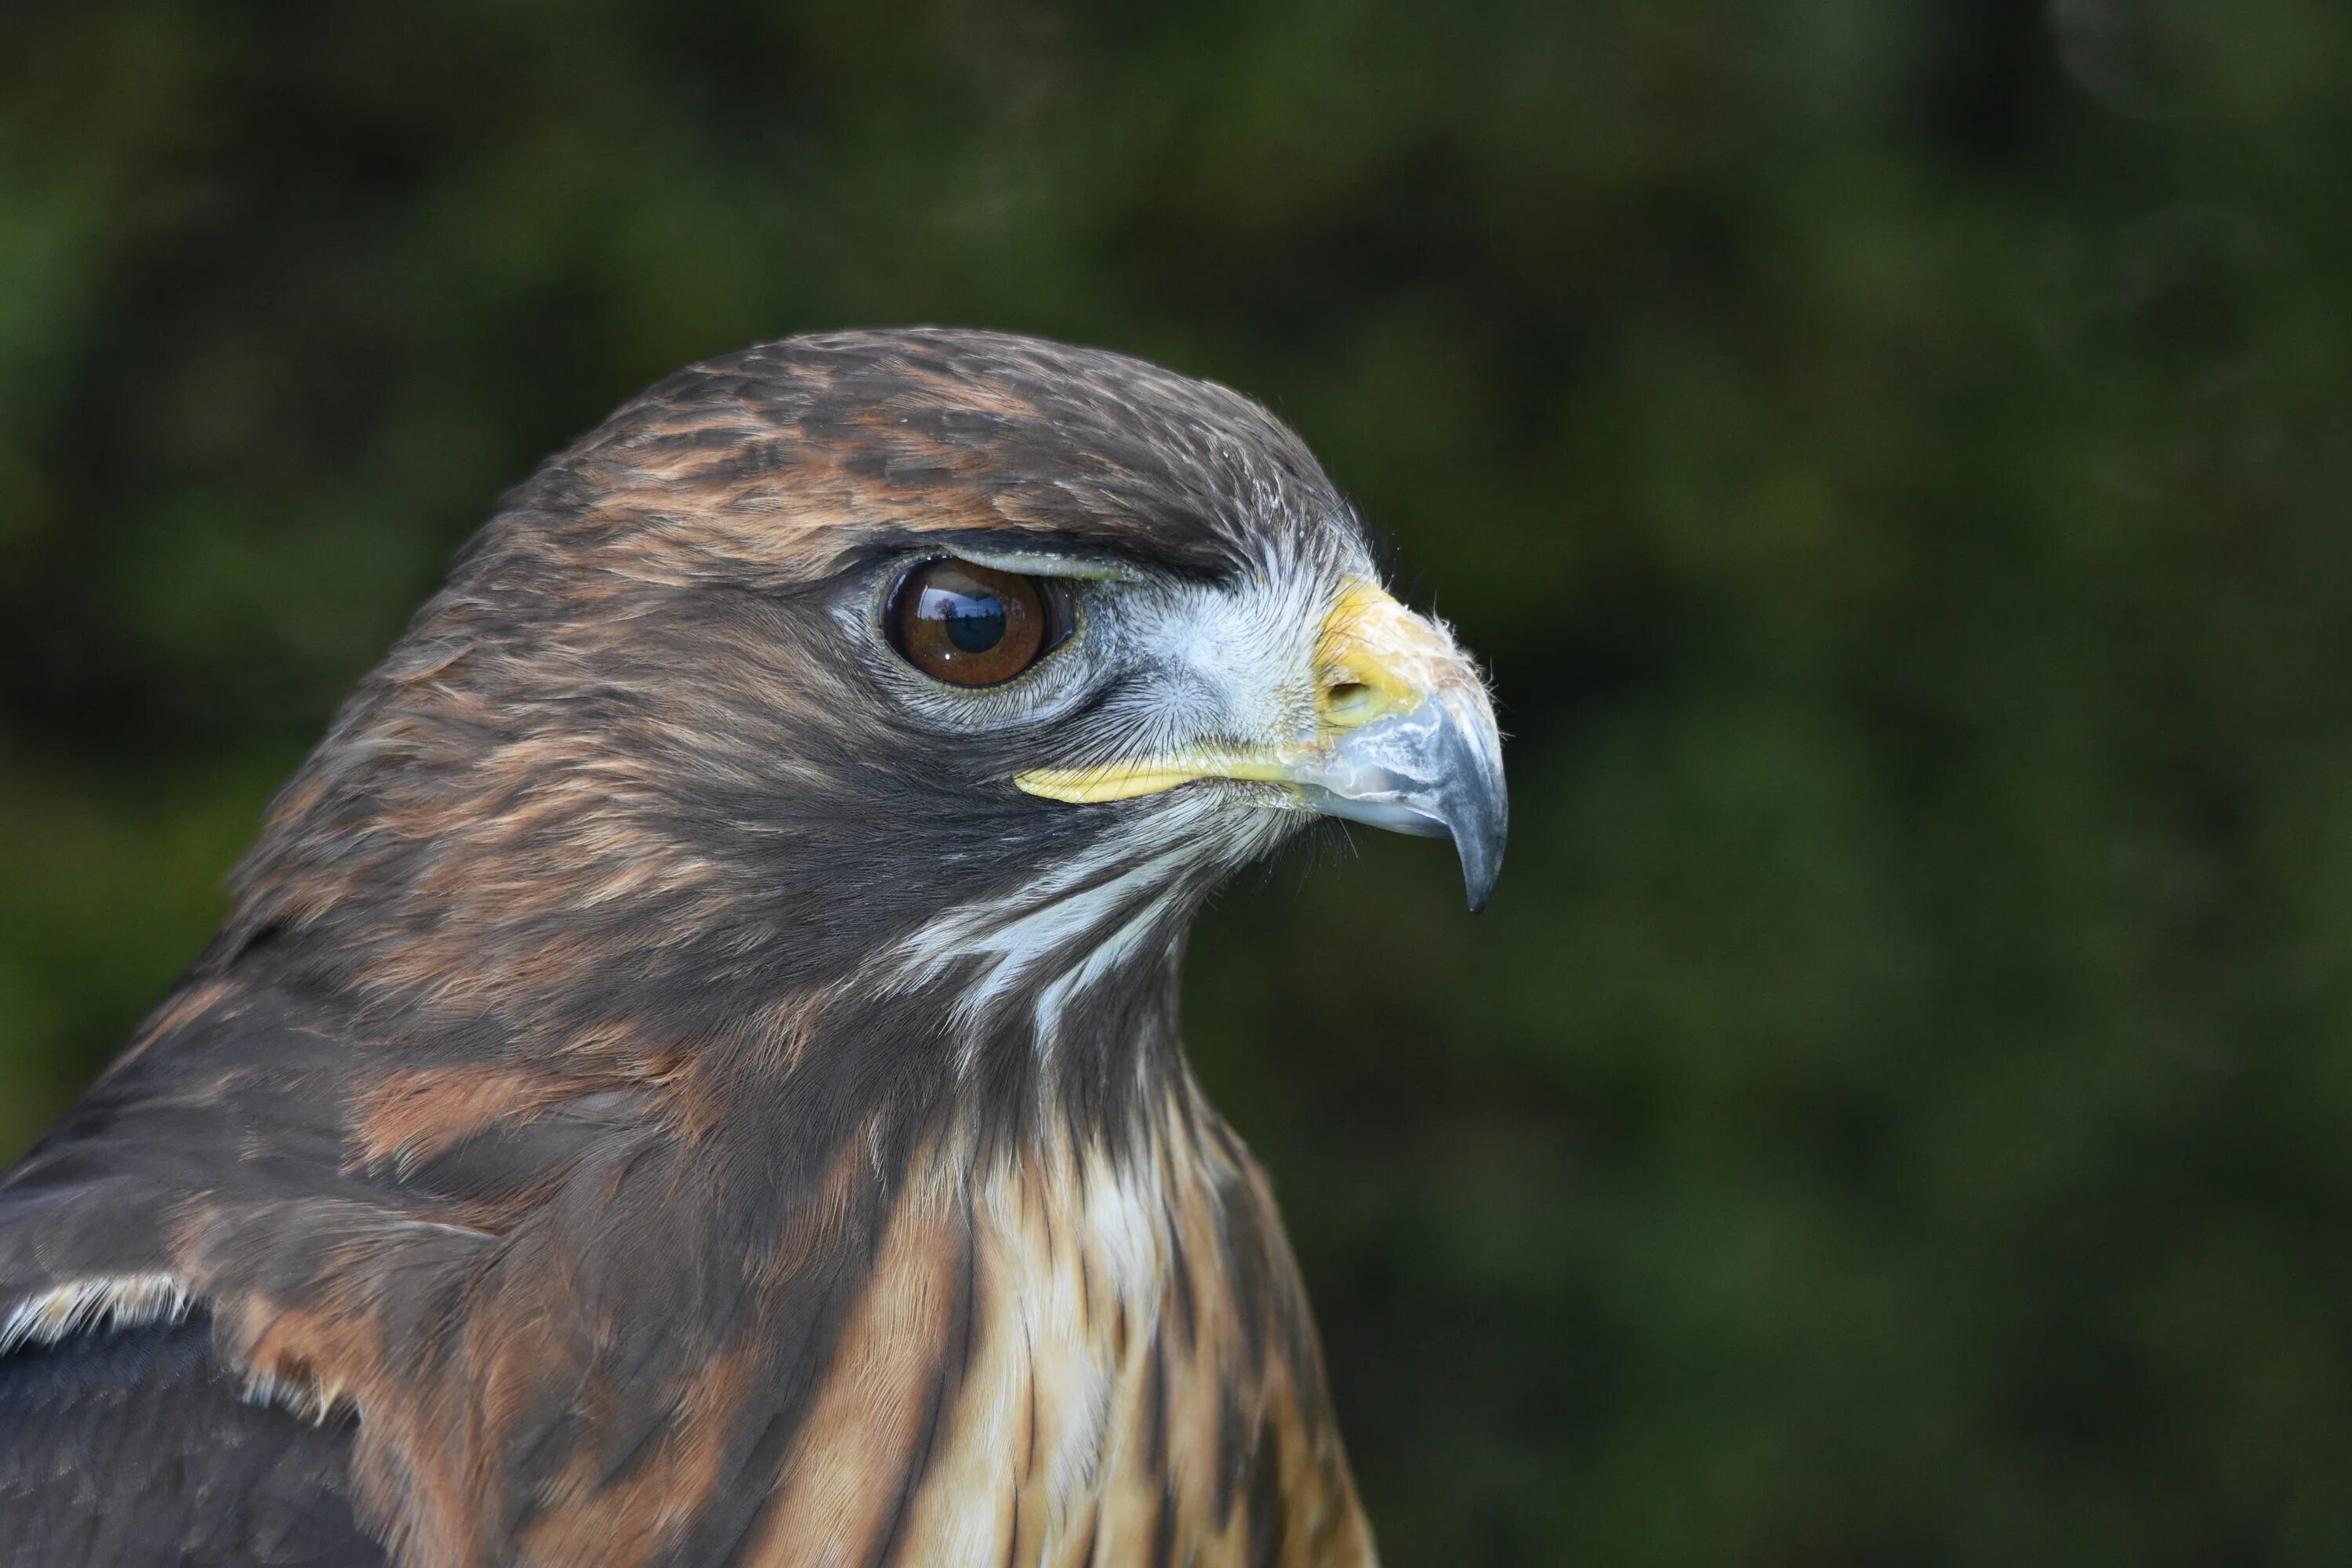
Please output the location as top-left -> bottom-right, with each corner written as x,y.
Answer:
927,586 -> 1006,653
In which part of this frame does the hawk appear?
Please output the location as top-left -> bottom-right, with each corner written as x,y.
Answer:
0,330 -> 1504,1566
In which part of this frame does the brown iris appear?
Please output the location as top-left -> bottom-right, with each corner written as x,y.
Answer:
886,559 -> 1071,687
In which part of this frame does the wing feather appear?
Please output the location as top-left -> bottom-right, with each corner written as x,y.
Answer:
0,1309 -> 384,1568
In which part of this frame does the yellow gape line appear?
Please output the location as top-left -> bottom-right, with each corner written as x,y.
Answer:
1013,753 -> 1292,804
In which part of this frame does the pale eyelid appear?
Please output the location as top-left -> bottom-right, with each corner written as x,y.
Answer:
924,544 -> 1145,584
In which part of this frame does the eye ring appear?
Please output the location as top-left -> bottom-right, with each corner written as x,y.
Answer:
884,558 -> 1073,688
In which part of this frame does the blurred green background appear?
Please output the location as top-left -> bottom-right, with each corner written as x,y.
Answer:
4,2 -> 2350,1562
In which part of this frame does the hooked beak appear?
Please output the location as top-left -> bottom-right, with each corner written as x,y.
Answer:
1288,679 -> 1508,911
1016,581 -> 1508,910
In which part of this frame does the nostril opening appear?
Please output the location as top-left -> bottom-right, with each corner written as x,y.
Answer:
1323,681 -> 1376,723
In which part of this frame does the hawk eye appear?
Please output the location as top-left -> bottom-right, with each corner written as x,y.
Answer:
886,559 -> 1071,688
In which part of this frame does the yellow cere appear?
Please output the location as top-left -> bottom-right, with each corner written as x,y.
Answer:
1014,579 -> 1450,805
1313,579 -> 1453,735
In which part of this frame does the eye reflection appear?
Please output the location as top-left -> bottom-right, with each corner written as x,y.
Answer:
887,559 -> 1070,687
937,588 -> 1007,653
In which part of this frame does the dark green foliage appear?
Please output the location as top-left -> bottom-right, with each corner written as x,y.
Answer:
4,2 -> 2350,1561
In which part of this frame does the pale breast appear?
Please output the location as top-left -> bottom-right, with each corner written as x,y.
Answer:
746,1095 -> 1375,1567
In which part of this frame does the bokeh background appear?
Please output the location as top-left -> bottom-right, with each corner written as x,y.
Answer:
4,2 -> 2350,1562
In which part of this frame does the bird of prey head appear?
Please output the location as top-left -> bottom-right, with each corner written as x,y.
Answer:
0,330 -> 1503,1567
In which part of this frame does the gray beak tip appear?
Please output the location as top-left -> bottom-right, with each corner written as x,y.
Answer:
1453,784 -> 1506,914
